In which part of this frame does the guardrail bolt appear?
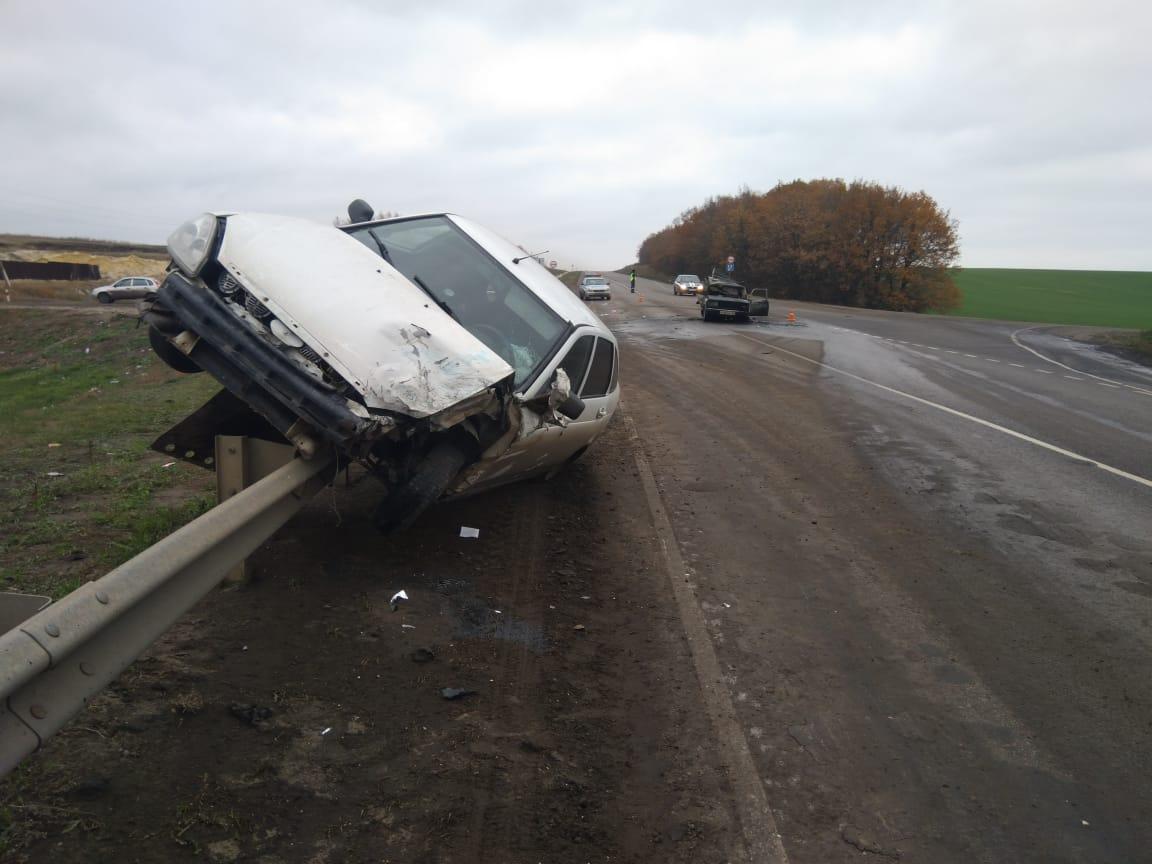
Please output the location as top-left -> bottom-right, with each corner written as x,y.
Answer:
30,705 -> 47,720
44,623 -> 60,638
95,591 -> 110,605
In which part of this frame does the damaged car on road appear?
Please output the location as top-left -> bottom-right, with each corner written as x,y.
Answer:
144,201 -> 620,530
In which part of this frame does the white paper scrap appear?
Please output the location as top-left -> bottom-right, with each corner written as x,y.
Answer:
459,526 -> 480,539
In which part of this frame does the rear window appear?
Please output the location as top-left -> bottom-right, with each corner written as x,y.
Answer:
581,337 -> 616,398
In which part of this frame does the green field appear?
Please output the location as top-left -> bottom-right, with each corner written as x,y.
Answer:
948,268 -> 1152,329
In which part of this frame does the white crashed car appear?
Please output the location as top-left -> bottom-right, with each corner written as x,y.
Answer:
144,200 -> 620,530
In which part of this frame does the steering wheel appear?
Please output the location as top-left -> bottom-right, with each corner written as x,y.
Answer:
471,324 -> 515,367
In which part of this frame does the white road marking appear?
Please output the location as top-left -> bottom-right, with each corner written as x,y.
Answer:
1036,369 -> 1054,374
1098,382 -> 1121,389
1011,326 -> 1152,395
735,332 -> 1152,492
829,323 -> 1152,398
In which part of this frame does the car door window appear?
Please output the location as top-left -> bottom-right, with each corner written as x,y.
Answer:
581,337 -> 615,398
556,335 -> 594,392
114,279 -> 131,287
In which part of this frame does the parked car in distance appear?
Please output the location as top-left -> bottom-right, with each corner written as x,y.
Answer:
672,274 -> 703,296
578,275 -> 612,301
91,277 -> 159,304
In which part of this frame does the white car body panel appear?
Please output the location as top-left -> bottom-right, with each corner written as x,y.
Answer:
217,214 -> 514,418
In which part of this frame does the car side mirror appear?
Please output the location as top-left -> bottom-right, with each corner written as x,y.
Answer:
548,368 -> 585,421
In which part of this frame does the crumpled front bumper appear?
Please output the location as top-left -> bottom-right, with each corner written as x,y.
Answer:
148,271 -> 380,454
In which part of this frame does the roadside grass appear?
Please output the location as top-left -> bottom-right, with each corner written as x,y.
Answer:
0,309 -> 219,599
948,268 -> 1152,328
559,271 -> 582,290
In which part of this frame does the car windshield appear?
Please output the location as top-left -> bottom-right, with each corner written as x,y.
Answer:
345,216 -> 567,389
679,275 -> 700,282
584,278 -> 607,285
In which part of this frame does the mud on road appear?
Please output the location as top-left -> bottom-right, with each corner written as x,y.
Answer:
5,418 -> 741,863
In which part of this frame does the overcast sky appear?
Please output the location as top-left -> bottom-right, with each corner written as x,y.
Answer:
0,0 -> 1148,270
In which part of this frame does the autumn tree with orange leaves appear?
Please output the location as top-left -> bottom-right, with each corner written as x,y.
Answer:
638,180 -> 960,312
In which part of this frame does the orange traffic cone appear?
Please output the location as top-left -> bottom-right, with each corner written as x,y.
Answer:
787,310 -> 797,325
638,294 -> 644,303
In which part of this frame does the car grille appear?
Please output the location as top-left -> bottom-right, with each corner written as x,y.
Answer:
711,298 -> 748,311
244,293 -> 271,319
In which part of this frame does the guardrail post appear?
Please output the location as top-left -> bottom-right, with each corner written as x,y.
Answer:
215,435 -> 296,582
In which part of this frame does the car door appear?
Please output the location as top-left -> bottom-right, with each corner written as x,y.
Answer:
466,331 -> 619,490
110,278 -> 134,298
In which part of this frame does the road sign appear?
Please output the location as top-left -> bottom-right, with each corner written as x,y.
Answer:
549,259 -> 557,269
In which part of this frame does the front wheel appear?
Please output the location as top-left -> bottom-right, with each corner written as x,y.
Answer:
374,441 -> 471,533
96,293 -> 112,304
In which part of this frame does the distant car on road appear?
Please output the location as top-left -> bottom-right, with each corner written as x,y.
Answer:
578,275 -> 611,301
672,274 -> 703,296
92,277 -> 159,304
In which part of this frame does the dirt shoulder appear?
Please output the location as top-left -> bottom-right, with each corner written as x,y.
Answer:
2,418 -> 741,863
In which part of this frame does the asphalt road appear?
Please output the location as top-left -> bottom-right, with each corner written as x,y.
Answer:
10,280 -> 1151,862
598,272 -> 1152,862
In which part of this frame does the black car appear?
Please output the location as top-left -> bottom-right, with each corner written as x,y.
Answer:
699,270 -> 751,322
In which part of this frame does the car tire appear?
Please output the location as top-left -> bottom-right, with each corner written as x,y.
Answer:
373,440 -> 471,533
96,293 -> 113,304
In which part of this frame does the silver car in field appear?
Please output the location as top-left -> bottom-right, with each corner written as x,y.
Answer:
91,276 -> 160,304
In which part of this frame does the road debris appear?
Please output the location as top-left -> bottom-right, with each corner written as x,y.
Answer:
389,589 -> 409,612
228,703 -> 272,726
401,624 -> 416,629
459,526 -> 480,539
47,442 -> 61,448
320,727 -> 332,736
441,687 -> 476,701
45,471 -> 65,478
574,624 -> 586,632
410,648 -> 435,663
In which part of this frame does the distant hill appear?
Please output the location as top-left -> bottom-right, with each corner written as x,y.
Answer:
0,233 -> 167,259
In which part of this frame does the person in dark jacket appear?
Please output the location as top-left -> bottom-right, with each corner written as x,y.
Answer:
629,269 -> 636,293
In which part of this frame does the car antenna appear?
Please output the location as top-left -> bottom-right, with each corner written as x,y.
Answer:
512,249 -> 548,264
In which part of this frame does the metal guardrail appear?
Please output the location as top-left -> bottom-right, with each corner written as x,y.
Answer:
0,453 -> 333,777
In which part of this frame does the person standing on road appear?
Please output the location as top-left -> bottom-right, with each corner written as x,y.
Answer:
629,268 -> 636,293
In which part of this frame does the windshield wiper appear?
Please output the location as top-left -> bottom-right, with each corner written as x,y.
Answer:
412,273 -> 455,319
367,230 -> 393,265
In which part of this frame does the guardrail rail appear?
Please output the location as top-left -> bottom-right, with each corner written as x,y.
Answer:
0,452 -> 333,776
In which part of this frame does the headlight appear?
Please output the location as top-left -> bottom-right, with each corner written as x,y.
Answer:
167,213 -> 219,277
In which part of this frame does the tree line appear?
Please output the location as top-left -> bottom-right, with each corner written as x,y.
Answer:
638,179 -> 961,312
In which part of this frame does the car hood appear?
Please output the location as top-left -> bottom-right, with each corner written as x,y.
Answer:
216,214 -> 515,418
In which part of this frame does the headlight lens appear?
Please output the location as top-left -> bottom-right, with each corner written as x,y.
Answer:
167,214 -> 218,277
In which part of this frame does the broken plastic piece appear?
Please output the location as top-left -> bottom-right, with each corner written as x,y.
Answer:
401,624 -> 416,629
45,472 -> 65,478
390,589 -> 409,612
441,687 -> 476,700
459,526 -> 480,539
320,727 -> 332,736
